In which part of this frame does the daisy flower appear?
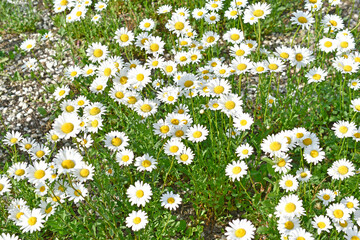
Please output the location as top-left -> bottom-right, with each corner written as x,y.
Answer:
186,124 -> 209,142
53,147 -> 83,174
349,79 -> 360,90
104,131 -> 129,151
3,131 -> 22,146
19,208 -> 45,233
273,153 -> 292,174
277,217 -> 301,235
341,196 -> 359,213
332,120 -> 356,138
83,102 -> 106,118
296,168 -> 311,182
126,210 -> 148,231
20,39 -> 36,52
297,132 -> 319,148
176,147 -> 194,165
0,175 -> 11,196
225,160 -> 248,181
311,215 -> 332,234
192,8 -> 208,19
243,3 -> 271,24
288,228 -> 314,240
157,5 -> 172,14
134,99 -> 158,118
275,194 -> 305,218
86,42 -> 108,63
290,11 -> 314,30
219,93 -> 243,117
139,18 -> 155,31
290,46 -> 314,69
161,191 -> 182,210
327,203 -> 351,223
26,161 -> 51,184
166,15 -> 189,36
261,134 -> 288,157
225,8 -> 240,20
233,113 -> 253,131
0,233 -> 21,240
318,189 -> 336,206
66,183 -> 88,203
127,65 -> 151,90
8,162 -> 28,180
114,27 -> 134,47
351,98 -> 360,112
235,143 -> 254,160
134,154 -> 157,172
73,162 -> 95,182
127,181 -> 152,207
279,174 -> 299,192
164,138 -> 185,156
52,113 -> 81,139
39,200 -> 56,220
306,67 -> 328,83
225,218 -> 256,240
266,57 -> 285,73
144,36 -> 165,55
223,28 -> 244,44
30,144 -> 50,161
319,37 -> 338,53
328,159 -> 355,180
275,45 -> 294,61
202,31 -> 219,47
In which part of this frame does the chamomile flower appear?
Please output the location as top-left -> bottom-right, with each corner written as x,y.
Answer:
261,134 -> 289,157
164,138 -> 185,156
86,42 -> 108,63
0,233 -> 20,240
279,174 -> 299,192
202,31 -> 219,47
328,159 -> 355,180
341,196 -> 359,213
104,131 -> 129,151
84,102 -> 106,118
275,46 -> 295,61
91,14 -> 101,23
267,94 -> 277,106
73,162 -> 94,182
231,56 -> 253,74
318,189 -> 336,206
186,124 -> 208,142
127,181 -> 152,207
161,191 -> 182,210
126,210 -> 148,231
277,217 -> 301,235
243,3 -> 271,24
0,176 -> 11,196
53,85 -> 70,101
345,227 -> 360,240
310,215 -> 332,234
298,132 -> 319,148
219,93 -> 243,117
230,43 -> 251,58
127,65 -> 151,90
290,11 -> 314,30
65,65 -> 82,80
30,144 -> 50,160
157,5 -> 172,14
266,57 -> 285,72
327,203 -> 351,223
273,153 -> 292,174
53,147 -> 82,174
39,200 -> 56,220
192,8 -> 208,20
319,37 -> 338,53
233,113 -> 253,131
52,113 -> 81,139
225,160 -> 248,181
144,36 -> 165,55
135,154 -> 157,172
351,98 -> 360,112
114,27 -> 134,47
290,46 -> 314,69
275,194 -> 305,218
20,39 -> 36,52
176,147 -> 194,165
235,143 -> 254,160
332,120 -> 356,138
333,57 -> 359,73
225,218 -> 256,240
139,18 -> 155,31
166,15 -> 189,36
19,208 -> 45,233
306,67 -> 328,83
225,8 -> 240,20
322,14 -> 344,32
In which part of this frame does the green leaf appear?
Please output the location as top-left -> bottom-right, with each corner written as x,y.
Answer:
37,107 -> 47,116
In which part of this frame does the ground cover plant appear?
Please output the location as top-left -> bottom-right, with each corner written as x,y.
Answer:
0,0 -> 359,239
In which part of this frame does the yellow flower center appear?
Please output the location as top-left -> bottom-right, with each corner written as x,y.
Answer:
230,34 -> 240,41
347,202 -> 354,208
277,159 -> 286,167
170,146 -> 179,153
268,64 -> 278,70
45,206 -> 53,214
312,74 -> 321,80
15,169 -> 25,176
160,126 -> 169,133
142,160 -> 151,168
174,22 -> 184,30
28,217 -> 37,226
207,36 -> 215,43
285,203 -> 296,213
36,150 -> 45,158
165,66 -> 173,72
298,17 -> 308,23
232,166 -> 242,174
192,131 -> 202,138
225,101 -> 235,109
93,49 -> 103,58
340,41 -> 349,48
269,142 -> 281,151
242,149 -> 249,155
120,34 -> 129,42
61,160 -> 75,169
235,228 -> 246,238
144,22 -> 151,28
237,63 -> 247,70
285,221 -> 294,229
167,197 -> 175,204
150,43 -> 159,52
34,170 -> 45,179
300,172 -> 307,178
339,126 -> 348,133
80,169 -> 90,177
253,9 -> 264,17
302,138 -> 312,146
338,166 -> 349,175
180,154 -> 189,161
295,53 -> 303,61
280,52 -> 289,59
343,65 -> 352,72
133,217 -> 141,224
111,137 -> 122,147
230,10 -> 237,16
333,209 -> 344,218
